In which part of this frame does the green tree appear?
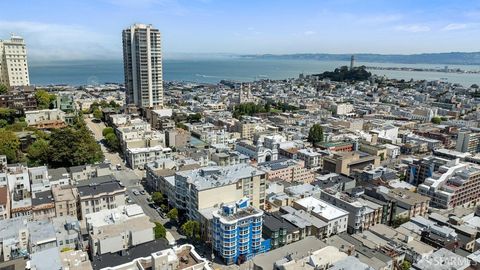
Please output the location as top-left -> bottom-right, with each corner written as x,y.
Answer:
109,100 -> 120,108
93,108 -> 102,120
0,119 -> 7,128
27,139 -> 49,166
400,260 -> 411,270
0,129 -> 21,163
104,133 -> 120,151
166,208 -> 178,222
0,108 -> 16,124
48,127 -> 103,167
186,113 -> 202,123
154,222 -> 166,239
431,116 -> 442,124
307,124 -> 324,145
102,127 -> 115,137
181,220 -> 200,240
314,66 -> 371,82
35,89 -> 56,109
151,192 -> 164,204
0,84 -> 8,94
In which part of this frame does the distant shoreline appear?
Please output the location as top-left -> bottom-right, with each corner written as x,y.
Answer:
241,52 -> 480,66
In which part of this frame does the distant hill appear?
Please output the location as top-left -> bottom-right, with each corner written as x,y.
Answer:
241,52 -> 480,65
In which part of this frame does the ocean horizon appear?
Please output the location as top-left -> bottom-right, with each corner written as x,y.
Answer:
28,58 -> 480,87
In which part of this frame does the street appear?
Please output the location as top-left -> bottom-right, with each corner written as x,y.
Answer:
84,115 -> 183,242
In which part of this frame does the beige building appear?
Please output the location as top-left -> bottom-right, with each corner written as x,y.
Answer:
85,204 -> 154,256
77,176 -> 126,224
0,35 -> 30,87
257,159 -> 314,183
323,151 -> 380,176
52,186 -> 79,218
0,186 -> 9,220
235,121 -> 257,140
174,164 -> 267,220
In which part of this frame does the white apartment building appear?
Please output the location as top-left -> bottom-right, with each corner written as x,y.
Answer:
0,35 -> 30,87
334,103 -> 354,115
293,196 -> 348,237
126,145 -> 172,169
122,24 -> 163,109
85,204 -> 155,256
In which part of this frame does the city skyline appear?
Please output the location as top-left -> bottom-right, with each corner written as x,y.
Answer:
1,0 -> 480,61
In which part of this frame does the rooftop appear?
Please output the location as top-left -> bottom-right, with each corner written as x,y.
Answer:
176,163 -> 265,190
252,236 -> 328,270
91,239 -> 169,270
294,196 -> 349,221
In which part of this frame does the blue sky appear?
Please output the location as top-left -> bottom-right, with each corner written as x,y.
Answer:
2,0 -> 480,61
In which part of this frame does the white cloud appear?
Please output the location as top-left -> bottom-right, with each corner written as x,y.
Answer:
304,30 -> 316,36
442,23 -> 467,31
0,21 -> 120,61
395,24 -> 430,33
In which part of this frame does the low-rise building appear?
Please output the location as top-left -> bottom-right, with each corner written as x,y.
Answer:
0,186 -> 10,220
31,190 -> 55,221
0,217 -> 29,261
320,188 -> 383,233
323,151 -> 380,176
292,196 -> 348,237
100,244 -> 212,270
126,145 -> 172,169
24,109 -> 67,129
52,185 -> 79,218
257,159 -> 314,183
85,204 -> 155,256
76,175 -> 126,224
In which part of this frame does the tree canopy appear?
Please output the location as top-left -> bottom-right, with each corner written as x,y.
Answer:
103,130 -> 120,152
47,125 -> 104,167
0,84 -> 8,94
102,127 -> 115,137
0,129 -> 21,163
151,192 -> 164,204
166,208 -> 178,222
93,108 -> 102,120
431,116 -> 442,124
154,222 -> 166,239
233,102 -> 270,119
314,66 -> 371,82
307,124 -> 324,145
181,220 -> 200,240
35,89 -> 56,109
27,139 -> 49,166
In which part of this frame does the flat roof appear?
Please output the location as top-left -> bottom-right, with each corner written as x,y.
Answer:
252,236 -> 327,270
295,197 -> 349,221
176,163 -> 265,190
91,239 -> 169,270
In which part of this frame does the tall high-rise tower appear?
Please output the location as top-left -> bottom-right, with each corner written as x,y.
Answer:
0,35 -> 30,87
122,24 -> 163,109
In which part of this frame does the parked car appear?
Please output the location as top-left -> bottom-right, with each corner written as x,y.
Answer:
140,190 -> 146,195
132,189 -> 140,196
